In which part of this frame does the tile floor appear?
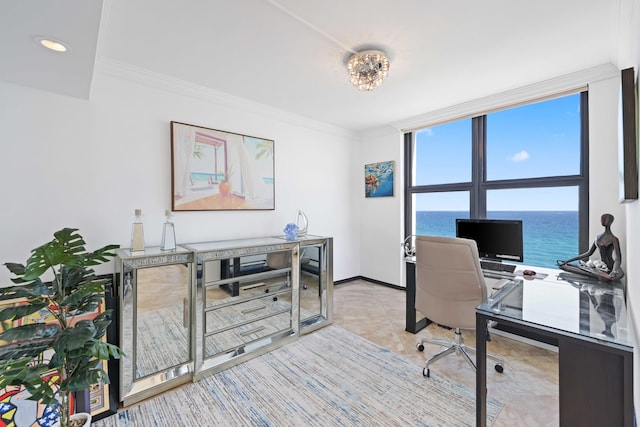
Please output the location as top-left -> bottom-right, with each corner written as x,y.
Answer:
333,279 -> 560,427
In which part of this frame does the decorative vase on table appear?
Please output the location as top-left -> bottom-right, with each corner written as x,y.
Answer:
295,210 -> 309,236
130,208 -> 145,253
284,223 -> 299,241
161,209 -> 176,251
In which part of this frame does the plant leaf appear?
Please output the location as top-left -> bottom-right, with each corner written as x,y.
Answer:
0,300 -> 49,322
0,339 -> 54,360
53,320 -> 96,354
0,322 -> 60,342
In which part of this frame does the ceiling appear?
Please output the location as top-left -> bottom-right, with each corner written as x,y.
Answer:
0,0 -> 626,131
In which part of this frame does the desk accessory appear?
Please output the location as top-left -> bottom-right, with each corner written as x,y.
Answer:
402,235 -> 417,257
514,270 -> 548,280
557,213 -> 624,281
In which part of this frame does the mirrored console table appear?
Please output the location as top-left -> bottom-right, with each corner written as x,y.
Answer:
115,235 -> 333,405
284,234 -> 333,333
115,246 -> 195,406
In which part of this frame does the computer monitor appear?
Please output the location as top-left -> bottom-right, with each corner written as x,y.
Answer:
455,218 -> 524,263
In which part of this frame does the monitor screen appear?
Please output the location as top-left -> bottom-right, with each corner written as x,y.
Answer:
455,218 -> 524,262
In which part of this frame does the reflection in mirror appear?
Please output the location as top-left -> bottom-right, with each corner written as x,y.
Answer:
135,264 -> 191,379
300,245 -> 321,321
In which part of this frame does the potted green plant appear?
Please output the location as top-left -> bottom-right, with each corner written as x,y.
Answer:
0,228 -> 123,427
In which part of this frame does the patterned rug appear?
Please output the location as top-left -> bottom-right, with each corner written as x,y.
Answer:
95,325 -> 503,426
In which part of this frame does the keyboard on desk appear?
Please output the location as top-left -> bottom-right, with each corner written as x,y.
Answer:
480,260 -> 516,274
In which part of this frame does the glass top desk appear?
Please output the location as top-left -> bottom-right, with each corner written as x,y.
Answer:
475,272 -> 633,427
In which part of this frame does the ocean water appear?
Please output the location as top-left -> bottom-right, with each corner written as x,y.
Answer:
415,211 -> 579,269
191,172 -> 224,183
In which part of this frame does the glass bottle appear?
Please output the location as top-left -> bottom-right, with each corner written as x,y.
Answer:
130,209 -> 145,253
161,209 -> 176,251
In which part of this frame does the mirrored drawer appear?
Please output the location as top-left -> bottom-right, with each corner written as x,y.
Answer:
205,291 -> 292,333
205,280 -> 290,308
204,311 -> 292,358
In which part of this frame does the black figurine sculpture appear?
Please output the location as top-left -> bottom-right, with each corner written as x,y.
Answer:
557,213 -> 624,281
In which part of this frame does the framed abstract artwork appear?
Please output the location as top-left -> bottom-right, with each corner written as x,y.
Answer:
364,161 -> 394,198
171,121 -> 275,211
0,276 -> 118,426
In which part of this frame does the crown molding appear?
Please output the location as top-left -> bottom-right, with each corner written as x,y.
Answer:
358,125 -> 401,140
392,63 -> 619,133
94,57 -> 357,140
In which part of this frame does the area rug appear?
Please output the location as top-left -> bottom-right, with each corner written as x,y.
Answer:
94,325 -> 503,426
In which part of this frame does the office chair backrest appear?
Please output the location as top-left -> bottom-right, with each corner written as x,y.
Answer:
415,235 -> 487,330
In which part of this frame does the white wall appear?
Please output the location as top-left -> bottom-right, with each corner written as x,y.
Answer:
588,77 -> 627,247
615,0 -> 640,417
0,62 -> 360,284
357,126 -> 404,285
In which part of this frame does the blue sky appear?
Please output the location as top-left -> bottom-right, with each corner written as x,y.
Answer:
414,94 -> 581,211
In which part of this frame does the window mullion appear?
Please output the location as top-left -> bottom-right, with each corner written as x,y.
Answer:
472,116 -> 486,218
404,132 -> 414,238
579,91 -> 589,252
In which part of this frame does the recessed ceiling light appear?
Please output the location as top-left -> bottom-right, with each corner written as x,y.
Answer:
35,36 -> 69,53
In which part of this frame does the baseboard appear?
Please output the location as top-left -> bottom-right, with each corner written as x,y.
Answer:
334,276 -> 405,291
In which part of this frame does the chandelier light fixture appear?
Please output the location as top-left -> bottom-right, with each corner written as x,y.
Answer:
347,49 -> 390,91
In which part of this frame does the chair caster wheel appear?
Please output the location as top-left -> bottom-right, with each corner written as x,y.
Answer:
416,343 -> 424,352
423,368 -> 430,377
495,364 -> 504,373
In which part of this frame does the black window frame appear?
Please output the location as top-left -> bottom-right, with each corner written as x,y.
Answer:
404,91 -> 590,253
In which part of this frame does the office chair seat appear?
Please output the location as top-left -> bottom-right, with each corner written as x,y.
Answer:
413,235 -> 505,378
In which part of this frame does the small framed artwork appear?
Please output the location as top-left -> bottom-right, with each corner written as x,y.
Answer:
171,121 -> 275,211
365,161 -> 394,198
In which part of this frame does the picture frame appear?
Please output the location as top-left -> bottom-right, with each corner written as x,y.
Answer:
619,67 -> 638,202
78,274 -> 119,422
0,275 -> 118,425
171,121 -> 275,211
364,161 -> 395,198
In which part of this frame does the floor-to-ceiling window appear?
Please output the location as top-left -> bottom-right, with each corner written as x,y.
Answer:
404,92 -> 588,268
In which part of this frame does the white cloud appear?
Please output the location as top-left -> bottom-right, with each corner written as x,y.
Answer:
511,150 -> 530,162
422,128 -> 434,136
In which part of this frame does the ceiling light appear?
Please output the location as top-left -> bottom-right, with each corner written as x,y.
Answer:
37,37 -> 69,52
347,50 -> 390,91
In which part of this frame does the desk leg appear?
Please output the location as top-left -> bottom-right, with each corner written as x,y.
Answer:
405,261 -> 431,333
476,313 -> 487,427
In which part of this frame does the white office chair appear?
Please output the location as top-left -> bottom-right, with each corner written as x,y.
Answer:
414,235 -> 504,377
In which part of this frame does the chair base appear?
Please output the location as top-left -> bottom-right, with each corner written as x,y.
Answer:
417,328 -> 504,377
